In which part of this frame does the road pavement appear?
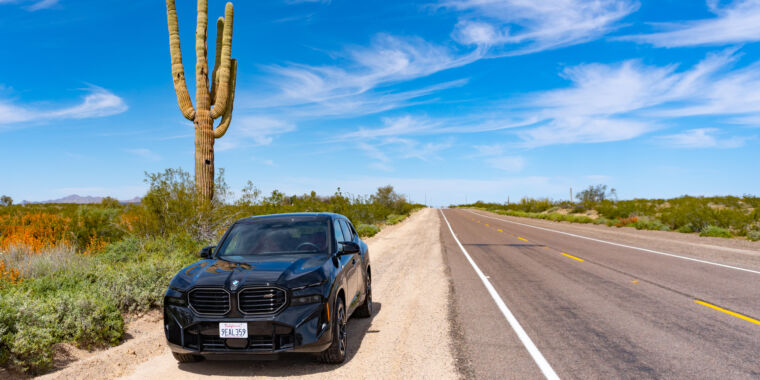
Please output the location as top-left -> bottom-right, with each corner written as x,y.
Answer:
440,208 -> 760,379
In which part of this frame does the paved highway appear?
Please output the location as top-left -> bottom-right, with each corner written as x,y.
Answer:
440,208 -> 760,379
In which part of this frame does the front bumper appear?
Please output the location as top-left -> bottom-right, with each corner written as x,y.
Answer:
164,302 -> 332,355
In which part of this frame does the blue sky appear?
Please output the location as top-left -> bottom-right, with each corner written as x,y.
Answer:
1,0 -> 759,206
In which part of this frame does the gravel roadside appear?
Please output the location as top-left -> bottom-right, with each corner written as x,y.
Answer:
39,208 -> 458,380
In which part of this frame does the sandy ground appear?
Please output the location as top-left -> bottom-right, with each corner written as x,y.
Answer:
39,208 -> 458,380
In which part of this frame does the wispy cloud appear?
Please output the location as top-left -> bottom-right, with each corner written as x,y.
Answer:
442,0 -> 639,54
124,148 -> 162,161
246,34 -> 482,118
0,86 -> 127,129
26,0 -> 57,11
215,116 -> 297,151
356,135 -> 453,171
245,1 -> 638,122
656,128 -> 748,148
472,144 -> 525,172
512,49 -> 758,147
619,0 -> 760,47
0,0 -> 59,11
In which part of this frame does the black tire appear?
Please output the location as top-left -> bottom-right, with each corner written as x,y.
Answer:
319,299 -> 347,364
172,352 -> 202,363
354,273 -> 372,318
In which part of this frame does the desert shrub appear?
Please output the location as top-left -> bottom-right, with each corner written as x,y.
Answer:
676,224 -> 696,233
386,214 -> 405,225
0,234 -> 199,374
633,218 -> 671,231
356,224 -> 380,237
747,230 -> 760,241
615,216 -> 638,228
0,287 -> 123,374
569,215 -> 593,224
699,225 -> 732,238
2,245 -> 83,279
120,168 -> 237,242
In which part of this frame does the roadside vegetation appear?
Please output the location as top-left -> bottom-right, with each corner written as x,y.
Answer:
0,168 -> 423,375
454,184 -> 760,241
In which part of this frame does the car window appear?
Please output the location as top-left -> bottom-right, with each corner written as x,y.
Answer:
347,222 -> 358,238
333,220 -> 345,244
339,220 -> 353,242
216,219 -> 329,256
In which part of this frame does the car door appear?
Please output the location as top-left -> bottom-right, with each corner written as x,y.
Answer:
339,219 -> 362,308
333,219 -> 356,308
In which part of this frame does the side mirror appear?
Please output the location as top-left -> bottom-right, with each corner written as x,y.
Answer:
339,241 -> 360,255
199,245 -> 215,259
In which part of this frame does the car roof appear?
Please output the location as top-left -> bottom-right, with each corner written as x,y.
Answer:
235,212 -> 345,224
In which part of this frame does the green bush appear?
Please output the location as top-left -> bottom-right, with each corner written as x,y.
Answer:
356,224 -> 380,237
633,218 -> 671,231
386,214 -> 405,225
0,234 -> 199,374
699,225 -> 732,238
746,230 -> 760,241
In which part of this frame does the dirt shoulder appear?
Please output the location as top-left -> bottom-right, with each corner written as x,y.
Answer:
39,208 -> 457,380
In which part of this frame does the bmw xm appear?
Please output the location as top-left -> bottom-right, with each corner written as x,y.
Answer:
163,213 -> 372,363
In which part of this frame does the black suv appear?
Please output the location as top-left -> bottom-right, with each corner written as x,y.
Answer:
163,213 -> 372,363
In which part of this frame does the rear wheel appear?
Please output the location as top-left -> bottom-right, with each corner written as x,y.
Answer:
354,272 -> 372,318
172,352 -> 202,363
319,299 -> 347,364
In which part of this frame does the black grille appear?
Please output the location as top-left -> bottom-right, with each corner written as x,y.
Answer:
189,288 -> 230,315
238,287 -> 287,314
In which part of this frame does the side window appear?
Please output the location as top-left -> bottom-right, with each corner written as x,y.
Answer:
348,222 -> 358,238
333,220 -> 345,245
339,220 -> 353,242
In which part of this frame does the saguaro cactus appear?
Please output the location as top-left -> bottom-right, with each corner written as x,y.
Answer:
166,0 -> 237,201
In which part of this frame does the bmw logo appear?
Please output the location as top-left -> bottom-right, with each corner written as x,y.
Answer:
231,280 -> 240,290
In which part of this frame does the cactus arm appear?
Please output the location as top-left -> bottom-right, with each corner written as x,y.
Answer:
210,17 -> 224,106
166,0 -> 196,121
210,2 -> 234,119
196,0 -> 211,113
214,59 -> 237,139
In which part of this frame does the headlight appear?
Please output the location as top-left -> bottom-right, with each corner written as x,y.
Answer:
290,294 -> 322,306
165,295 -> 187,306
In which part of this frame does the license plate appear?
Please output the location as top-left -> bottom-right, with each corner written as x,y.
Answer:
219,322 -> 248,338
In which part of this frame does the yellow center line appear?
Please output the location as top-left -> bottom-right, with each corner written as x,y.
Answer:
497,229 -> 503,232
694,300 -> 760,326
517,237 -> 528,242
632,280 -> 639,283
485,223 -> 490,227
560,252 -> 584,262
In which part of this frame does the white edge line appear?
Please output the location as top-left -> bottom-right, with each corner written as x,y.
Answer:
466,209 -> 760,276
439,209 -> 560,380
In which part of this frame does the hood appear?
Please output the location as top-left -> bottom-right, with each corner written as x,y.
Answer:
169,254 -> 331,291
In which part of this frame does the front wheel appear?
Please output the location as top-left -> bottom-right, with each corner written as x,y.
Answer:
318,300 -> 347,364
354,273 -> 372,318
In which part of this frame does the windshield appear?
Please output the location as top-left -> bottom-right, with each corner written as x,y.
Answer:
216,218 -> 330,257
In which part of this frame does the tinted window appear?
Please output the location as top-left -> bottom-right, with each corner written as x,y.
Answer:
339,220 -> 353,242
333,220 -> 345,243
216,219 -> 329,257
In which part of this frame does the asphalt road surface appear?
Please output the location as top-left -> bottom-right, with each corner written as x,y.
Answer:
440,208 -> 760,380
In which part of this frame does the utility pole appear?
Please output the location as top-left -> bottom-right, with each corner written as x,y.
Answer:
507,195 -> 510,205
570,187 -> 573,203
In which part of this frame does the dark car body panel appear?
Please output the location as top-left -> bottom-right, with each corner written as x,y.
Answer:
163,213 -> 370,357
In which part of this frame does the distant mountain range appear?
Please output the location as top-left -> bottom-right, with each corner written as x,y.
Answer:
22,194 -> 142,205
